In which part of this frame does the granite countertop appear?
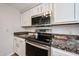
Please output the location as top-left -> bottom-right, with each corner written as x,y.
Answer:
14,31 -> 79,55
14,31 -> 79,36
14,31 -> 51,46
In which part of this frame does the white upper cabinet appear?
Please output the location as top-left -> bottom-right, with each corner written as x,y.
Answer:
21,10 -> 31,26
42,3 -> 53,13
31,3 -> 53,16
31,4 -> 42,16
54,3 -> 75,23
75,3 -> 79,20
31,6 -> 38,16
21,3 -> 53,26
21,3 -> 79,26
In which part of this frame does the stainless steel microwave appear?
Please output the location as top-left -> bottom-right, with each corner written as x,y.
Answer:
31,14 -> 50,25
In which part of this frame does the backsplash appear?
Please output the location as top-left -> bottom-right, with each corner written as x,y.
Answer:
23,24 -> 79,35
24,27 -> 52,32
52,24 -> 79,35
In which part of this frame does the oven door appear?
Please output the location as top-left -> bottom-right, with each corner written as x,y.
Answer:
26,40 -> 51,56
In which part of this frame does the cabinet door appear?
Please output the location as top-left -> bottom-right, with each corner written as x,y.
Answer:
54,3 -> 75,23
42,3 -> 53,13
14,37 -> 17,53
31,7 -> 37,16
51,47 -> 78,56
51,47 -> 66,56
31,5 -> 42,16
21,10 -> 31,26
75,3 -> 79,21
14,37 -> 26,56
36,4 -> 42,14
31,4 -> 53,16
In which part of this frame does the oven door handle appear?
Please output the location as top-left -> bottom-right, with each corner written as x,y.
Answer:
26,40 -> 50,50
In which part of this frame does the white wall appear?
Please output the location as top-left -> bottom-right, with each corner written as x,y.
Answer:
0,4 -> 23,56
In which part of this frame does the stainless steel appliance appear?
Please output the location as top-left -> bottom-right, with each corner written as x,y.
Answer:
26,33 -> 52,56
31,13 -> 51,25
26,40 -> 51,56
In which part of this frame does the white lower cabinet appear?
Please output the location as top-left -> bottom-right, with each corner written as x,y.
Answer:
14,37 -> 26,56
51,47 -> 78,56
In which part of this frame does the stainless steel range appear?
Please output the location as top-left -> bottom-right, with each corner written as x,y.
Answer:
25,32 -> 53,56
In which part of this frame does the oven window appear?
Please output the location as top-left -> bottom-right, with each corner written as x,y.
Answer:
26,43 -> 48,56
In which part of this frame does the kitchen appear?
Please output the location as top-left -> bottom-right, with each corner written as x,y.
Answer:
0,3 -> 79,56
